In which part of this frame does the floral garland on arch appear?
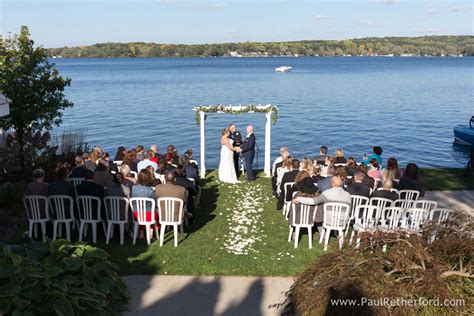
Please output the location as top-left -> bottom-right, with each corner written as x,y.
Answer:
194,104 -> 278,125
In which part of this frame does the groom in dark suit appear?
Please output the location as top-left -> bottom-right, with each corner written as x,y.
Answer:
229,123 -> 242,176
239,125 -> 256,181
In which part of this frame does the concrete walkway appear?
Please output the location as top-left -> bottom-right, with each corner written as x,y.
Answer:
424,190 -> 473,216
122,275 -> 293,316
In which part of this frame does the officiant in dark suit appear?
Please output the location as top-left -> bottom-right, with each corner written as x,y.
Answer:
229,123 -> 242,176
239,125 -> 256,181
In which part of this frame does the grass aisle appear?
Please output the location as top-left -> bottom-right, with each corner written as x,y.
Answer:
104,171 -> 325,276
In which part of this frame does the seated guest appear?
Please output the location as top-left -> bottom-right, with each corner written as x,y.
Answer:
145,165 -> 162,187
335,165 -> 348,185
131,170 -> 156,200
314,146 -> 328,165
272,147 -> 289,196
76,171 -> 105,218
180,154 -> 198,183
135,145 -> 145,161
367,158 -> 382,180
334,148 -> 347,164
70,155 -> 94,179
24,168 -> 49,196
300,157 -> 313,173
277,159 -> 300,211
319,156 -> 334,177
114,146 -> 126,162
399,163 -> 425,196
156,159 -> 172,176
276,155 -> 293,194
106,173 -> 131,198
346,170 -> 371,197
119,164 -> 137,187
172,148 -> 180,166
358,164 -> 375,190
345,157 -> 358,177
150,145 -> 159,163
363,146 -> 383,166
165,145 -> 176,166
155,172 -> 188,220
175,165 -> 197,215
295,177 -> 351,223
311,165 -> 323,184
102,152 -> 118,173
48,167 -> 75,197
85,151 -> 100,171
286,170 -> 311,202
382,157 -> 402,185
137,150 -> 159,173
93,160 -> 114,187
288,177 -> 323,227
123,150 -> 138,172
371,179 -> 398,201
317,165 -> 336,193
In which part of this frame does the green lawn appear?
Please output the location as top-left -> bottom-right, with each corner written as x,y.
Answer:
102,171 -> 326,276
2,168 -> 472,276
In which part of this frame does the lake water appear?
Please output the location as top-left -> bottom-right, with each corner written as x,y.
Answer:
53,57 -> 473,168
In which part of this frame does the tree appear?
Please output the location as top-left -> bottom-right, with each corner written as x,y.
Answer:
0,26 -> 73,168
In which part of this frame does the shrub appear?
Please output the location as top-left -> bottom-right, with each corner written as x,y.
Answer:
287,211 -> 474,315
0,239 -> 130,315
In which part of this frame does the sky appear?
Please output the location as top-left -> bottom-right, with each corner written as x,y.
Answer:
1,0 -> 473,47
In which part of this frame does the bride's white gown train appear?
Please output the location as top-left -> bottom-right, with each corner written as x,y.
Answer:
218,139 -> 239,183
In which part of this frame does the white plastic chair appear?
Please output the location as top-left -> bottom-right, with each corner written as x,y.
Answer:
319,202 -> 350,251
68,177 -> 84,198
402,208 -> 430,234
370,197 -> 393,212
283,182 -> 296,217
130,171 -> 138,179
288,203 -> 317,248
399,190 -> 420,201
345,195 -> 370,235
104,197 -> 130,245
23,196 -> 51,242
157,197 -> 185,247
349,205 -> 381,248
190,159 -> 198,165
113,160 -> 123,167
48,195 -> 75,241
130,198 -> 159,246
378,207 -> 404,232
414,200 -> 438,213
334,163 -> 347,167
393,199 -> 416,209
77,196 -> 106,243
430,208 -> 451,223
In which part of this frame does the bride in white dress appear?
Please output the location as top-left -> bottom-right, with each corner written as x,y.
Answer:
218,128 -> 240,184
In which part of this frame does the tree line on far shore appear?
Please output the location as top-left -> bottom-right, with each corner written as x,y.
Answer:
47,36 -> 474,58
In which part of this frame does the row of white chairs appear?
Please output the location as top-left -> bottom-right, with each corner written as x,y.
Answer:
286,188 -> 449,250
23,195 -> 185,247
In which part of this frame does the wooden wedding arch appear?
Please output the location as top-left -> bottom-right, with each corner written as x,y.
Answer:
193,104 -> 278,179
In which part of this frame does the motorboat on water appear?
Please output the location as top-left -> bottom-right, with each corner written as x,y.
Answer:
454,116 -> 474,146
275,66 -> 292,72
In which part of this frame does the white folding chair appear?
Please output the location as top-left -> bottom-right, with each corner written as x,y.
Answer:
157,197 -> 185,247
370,197 -> 393,213
345,195 -> 370,235
104,197 -> 130,245
283,182 -> 296,217
399,190 -> 420,201
130,197 -> 158,246
130,171 -> 138,179
430,208 -> 451,223
319,202 -> 350,251
349,205 -> 381,248
23,196 -> 51,242
288,203 -> 317,248
48,195 -> 75,241
77,196 -> 106,243
190,159 -> 198,165
378,207 -> 404,232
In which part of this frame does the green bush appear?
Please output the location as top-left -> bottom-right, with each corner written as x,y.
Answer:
0,239 -> 130,315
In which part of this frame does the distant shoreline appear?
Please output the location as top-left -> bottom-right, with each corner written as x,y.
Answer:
49,55 -> 472,59
47,35 -> 474,58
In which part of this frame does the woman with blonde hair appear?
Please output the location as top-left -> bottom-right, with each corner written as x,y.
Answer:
334,148 -> 347,164
119,164 -> 137,187
301,157 -> 314,175
276,155 -> 293,193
